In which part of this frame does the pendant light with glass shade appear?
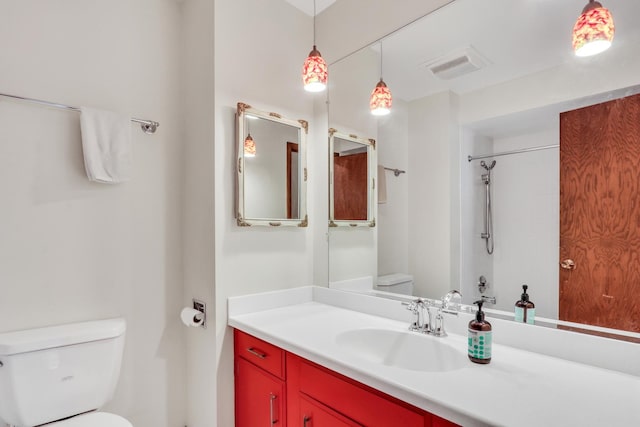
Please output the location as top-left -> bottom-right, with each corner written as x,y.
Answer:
302,0 -> 328,92
572,0 -> 615,57
370,42 -> 392,116
244,118 -> 256,158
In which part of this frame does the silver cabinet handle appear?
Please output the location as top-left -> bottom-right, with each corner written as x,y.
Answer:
269,393 -> 278,425
303,415 -> 311,427
247,347 -> 266,359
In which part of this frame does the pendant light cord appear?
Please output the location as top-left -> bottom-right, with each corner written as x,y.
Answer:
380,42 -> 383,80
313,0 -> 317,45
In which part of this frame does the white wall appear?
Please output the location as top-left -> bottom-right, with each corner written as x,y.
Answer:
213,1 -> 321,425
0,1 -> 186,426
490,130 -> 559,317
408,91 -> 459,299
377,100 -> 409,278
181,0 -> 216,426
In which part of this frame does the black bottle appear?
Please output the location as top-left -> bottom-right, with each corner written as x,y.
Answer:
515,284 -> 535,324
468,300 -> 492,364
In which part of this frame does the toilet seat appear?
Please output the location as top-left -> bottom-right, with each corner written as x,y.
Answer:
48,412 -> 132,427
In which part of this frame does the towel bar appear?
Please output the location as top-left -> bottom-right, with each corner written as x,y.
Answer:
0,92 -> 160,134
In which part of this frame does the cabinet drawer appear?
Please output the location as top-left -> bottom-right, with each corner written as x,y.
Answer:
234,329 -> 285,379
298,360 -> 425,427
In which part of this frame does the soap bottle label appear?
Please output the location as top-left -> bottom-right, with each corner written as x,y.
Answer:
515,307 -> 535,324
468,329 -> 492,360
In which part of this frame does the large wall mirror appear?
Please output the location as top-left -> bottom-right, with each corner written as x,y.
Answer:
236,102 -> 308,227
329,129 -> 376,228
327,0 -> 640,340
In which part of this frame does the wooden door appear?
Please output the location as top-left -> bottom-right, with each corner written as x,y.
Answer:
235,357 -> 285,427
559,93 -> 640,332
334,152 -> 368,220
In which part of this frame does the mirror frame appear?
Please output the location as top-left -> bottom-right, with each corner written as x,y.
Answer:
329,128 -> 377,228
236,102 -> 309,227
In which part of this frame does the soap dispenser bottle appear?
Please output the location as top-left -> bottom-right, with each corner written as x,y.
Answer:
468,300 -> 492,364
515,284 -> 535,324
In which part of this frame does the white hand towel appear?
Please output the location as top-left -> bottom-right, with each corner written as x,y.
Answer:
378,164 -> 388,204
80,106 -> 132,183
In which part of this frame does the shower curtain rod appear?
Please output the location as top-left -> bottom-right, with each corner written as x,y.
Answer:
467,144 -> 559,162
0,92 -> 160,134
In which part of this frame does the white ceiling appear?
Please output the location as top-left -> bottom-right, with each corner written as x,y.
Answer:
284,0 -> 337,16
350,0 -> 639,102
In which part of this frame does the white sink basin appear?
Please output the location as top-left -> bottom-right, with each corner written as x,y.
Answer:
335,328 -> 467,372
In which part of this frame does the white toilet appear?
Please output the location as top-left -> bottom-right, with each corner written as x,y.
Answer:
0,318 -> 132,427
376,273 -> 414,295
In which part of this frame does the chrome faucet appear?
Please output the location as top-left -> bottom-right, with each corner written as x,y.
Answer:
430,290 -> 462,337
404,291 -> 462,337
405,299 -> 429,332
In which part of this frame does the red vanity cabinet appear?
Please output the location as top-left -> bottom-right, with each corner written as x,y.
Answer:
234,330 -> 286,427
234,329 -> 460,427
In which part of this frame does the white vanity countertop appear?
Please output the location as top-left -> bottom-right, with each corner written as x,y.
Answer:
228,287 -> 640,427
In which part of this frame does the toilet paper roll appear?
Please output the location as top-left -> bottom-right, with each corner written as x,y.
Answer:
180,307 -> 204,327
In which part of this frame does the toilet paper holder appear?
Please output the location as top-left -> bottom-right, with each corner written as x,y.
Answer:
186,299 -> 206,328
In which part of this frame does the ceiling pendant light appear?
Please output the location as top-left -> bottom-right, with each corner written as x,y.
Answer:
302,0 -> 327,92
244,118 -> 256,157
370,42 -> 392,116
244,134 -> 256,157
572,0 -> 615,57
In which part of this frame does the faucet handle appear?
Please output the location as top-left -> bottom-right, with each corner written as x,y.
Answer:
443,290 -> 462,308
402,299 -> 420,313
403,299 -> 426,332
430,311 -> 447,337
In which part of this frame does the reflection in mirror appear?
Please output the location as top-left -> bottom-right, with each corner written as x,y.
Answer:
236,102 -> 308,227
327,0 -> 640,340
329,129 -> 376,227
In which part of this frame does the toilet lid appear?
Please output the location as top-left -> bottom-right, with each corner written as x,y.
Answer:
48,412 -> 132,427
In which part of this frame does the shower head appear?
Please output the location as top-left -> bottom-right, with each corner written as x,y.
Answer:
480,160 -> 496,171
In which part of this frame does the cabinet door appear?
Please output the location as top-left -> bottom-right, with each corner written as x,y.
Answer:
297,359 -> 424,427
299,394 -> 362,427
235,357 -> 285,427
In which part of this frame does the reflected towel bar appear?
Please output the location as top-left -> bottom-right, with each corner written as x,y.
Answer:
0,92 -> 160,134
383,167 -> 406,177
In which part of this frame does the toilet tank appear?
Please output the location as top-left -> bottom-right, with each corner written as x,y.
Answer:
376,273 -> 414,295
0,318 -> 126,427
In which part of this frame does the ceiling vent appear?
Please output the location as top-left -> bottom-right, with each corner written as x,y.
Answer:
421,46 -> 490,80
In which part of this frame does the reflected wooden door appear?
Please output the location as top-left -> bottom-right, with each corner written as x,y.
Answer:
334,153 -> 368,220
559,93 -> 640,332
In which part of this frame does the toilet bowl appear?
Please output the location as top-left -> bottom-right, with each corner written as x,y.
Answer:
0,318 -> 132,427
49,412 -> 132,427
376,273 -> 414,295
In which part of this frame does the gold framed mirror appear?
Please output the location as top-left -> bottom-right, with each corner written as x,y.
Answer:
329,128 -> 376,228
236,102 -> 308,227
